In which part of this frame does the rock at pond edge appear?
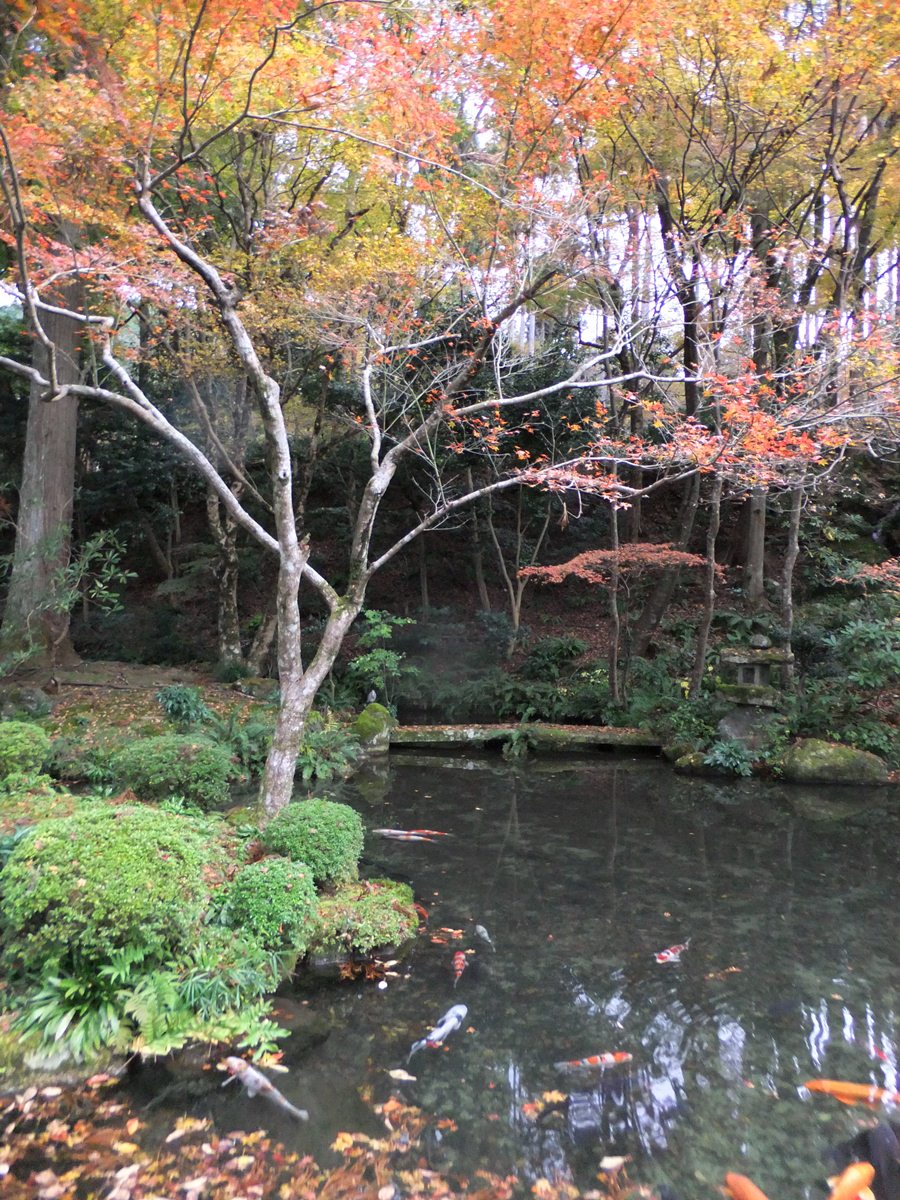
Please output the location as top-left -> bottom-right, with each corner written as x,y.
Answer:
781,738 -> 889,785
352,703 -> 396,755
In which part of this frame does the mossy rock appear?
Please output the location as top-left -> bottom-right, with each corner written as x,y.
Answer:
311,878 -> 418,956
781,738 -> 889,785
351,702 -> 396,753
674,751 -> 730,778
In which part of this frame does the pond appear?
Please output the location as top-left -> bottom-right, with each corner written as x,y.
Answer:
135,754 -> 900,1198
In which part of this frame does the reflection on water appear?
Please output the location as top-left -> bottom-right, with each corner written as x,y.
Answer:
163,756 -> 900,1198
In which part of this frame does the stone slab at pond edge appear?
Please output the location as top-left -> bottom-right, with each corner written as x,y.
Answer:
391,723 -> 661,751
780,737 -> 890,785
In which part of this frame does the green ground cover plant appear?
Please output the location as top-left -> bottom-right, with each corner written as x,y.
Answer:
259,798 -> 364,885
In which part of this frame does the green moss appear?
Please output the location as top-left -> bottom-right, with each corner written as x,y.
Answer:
222,858 -> 317,954
716,683 -> 781,707
110,735 -> 236,808
351,702 -> 395,745
781,738 -> 889,785
0,805 -> 230,978
259,798 -> 364,885
312,878 -> 417,955
0,722 -> 51,779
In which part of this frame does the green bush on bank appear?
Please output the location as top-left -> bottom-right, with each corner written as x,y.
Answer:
221,858 -> 318,954
110,735 -> 236,808
259,798 -> 364,885
0,804 -> 229,978
0,722 -> 51,779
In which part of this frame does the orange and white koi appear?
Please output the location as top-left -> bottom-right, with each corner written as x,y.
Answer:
407,829 -> 450,837
221,1057 -> 308,1121
655,939 -> 690,964
724,1172 -> 771,1200
452,950 -> 469,988
804,1079 -> 900,1107
373,828 -> 435,842
554,1052 -> 633,1072
827,1162 -> 876,1200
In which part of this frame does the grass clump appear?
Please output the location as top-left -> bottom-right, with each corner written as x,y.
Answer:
312,878 -> 417,955
259,798 -> 364,885
110,735 -> 236,808
0,722 -> 51,779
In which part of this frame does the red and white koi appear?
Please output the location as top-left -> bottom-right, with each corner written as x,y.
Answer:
655,939 -> 690,964
554,1052 -> 633,1072
220,1056 -> 308,1121
373,828 -> 436,842
408,1004 -> 468,1061
452,950 -> 469,988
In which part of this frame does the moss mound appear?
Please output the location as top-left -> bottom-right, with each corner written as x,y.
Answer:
0,804 -> 228,977
312,878 -> 417,955
0,722 -> 51,779
222,858 -> 317,954
259,798 -> 364,885
110,735 -> 235,808
781,738 -> 889,785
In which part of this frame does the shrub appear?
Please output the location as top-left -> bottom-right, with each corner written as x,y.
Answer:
221,858 -> 317,953
312,878 -> 417,954
156,684 -> 212,729
519,635 -> 587,680
703,739 -> 755,778
110,735 -> 235,808
260,798 -> 364,885
0,804 -> 227,977
0,721 -> 51,779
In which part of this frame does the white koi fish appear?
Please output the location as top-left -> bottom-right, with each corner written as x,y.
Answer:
221,1056 -> 308,1121
408,1004 -> 468,1061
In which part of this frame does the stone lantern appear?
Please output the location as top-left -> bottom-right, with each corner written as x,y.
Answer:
714,634 -> 793,749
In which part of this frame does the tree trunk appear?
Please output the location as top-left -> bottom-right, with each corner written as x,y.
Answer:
608,497 -> 621,705
744,487 -> 768,608
246,597 -> 277,676
418,532 -> 430,615
466,470 -> 491,612
1,300 -> 81,667
690,473 -> 723,698
206,486 -> 244,667
631,474 -> 701,655
780,487 -> 802,689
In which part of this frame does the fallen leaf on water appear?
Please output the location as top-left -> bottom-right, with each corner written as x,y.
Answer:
387,1069 -> 417,1082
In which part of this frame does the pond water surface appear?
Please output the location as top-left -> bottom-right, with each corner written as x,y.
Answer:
145,754 -> 900,1198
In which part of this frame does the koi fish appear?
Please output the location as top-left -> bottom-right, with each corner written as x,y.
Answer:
452,951 -> 468,988
407,829 -> 450,837
373,828 -> 435,842
408,1003 -> 468,1061
474,924 -> 495,950
805,1080 -> 900,1108
827,1162 -> 876,1200
724,1172 -> 771,1200
221,1057 -> 308,1121
655,939 -> 690,964
554,1052 -> 633,1072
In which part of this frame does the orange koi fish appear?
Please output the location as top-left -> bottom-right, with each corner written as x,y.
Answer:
804,1080 -> 900,1107
724,1172 -> 771,1200
452,950 -> 468,988
408,829 -> 451,837
553,1052 -> 633,1072
827,1162 -> 875,1200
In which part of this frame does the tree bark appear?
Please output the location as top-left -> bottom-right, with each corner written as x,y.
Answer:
608,497 -> 621,705
1,299 -> 81,667
690,473 -> 723,698
780,487 -> 802,689
744,487 -> 768,608
206,485 -> 244,667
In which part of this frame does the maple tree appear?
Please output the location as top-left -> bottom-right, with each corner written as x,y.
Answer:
1,0 -> 898,813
